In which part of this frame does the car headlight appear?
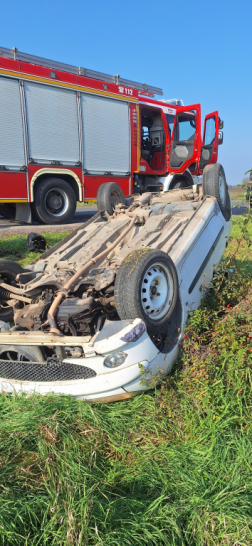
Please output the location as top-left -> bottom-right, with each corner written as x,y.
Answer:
104,352 -> 127,368
120,321 -> 146,343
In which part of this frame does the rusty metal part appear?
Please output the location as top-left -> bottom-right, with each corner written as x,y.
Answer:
128,192 -> 152,211
7,293 -> 31,304
152,189 -> 196,204
0,285 -> 31,304
126,208 -> 151,223
96,295 -> 115,307
135,192 -> 152,205
47,216 -> 136,334
0,283 -> 27,295
14,300 -> 49,331
127,202 -> 140,213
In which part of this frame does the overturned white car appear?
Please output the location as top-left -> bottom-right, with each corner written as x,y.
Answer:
0,164 -> 231,402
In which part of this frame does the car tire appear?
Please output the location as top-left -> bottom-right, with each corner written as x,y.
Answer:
114,248 -> 179,332
0,344 -> 45,364
202,163 -> 230,219
0,204 -> 16,220
0,260 -> 24,322
97,182 -> 126,220
32,178 -> 76,225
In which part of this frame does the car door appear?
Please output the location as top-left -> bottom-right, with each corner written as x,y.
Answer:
169,104 -> 201,172
199,111 -> 219,172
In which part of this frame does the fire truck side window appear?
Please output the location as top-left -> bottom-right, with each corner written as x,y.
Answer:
204,117 -> 215,145
175,113 -> 196,142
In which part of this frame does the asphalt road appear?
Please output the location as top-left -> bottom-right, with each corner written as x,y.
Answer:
0,201 -> 249,236
0,206 -> 97,236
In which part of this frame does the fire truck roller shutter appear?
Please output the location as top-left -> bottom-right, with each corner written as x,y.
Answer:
0,77 -> 25,168
24,83 -> 80,164
81,94 -> 130,175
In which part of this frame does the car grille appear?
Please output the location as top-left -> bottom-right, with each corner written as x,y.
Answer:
0,359 -> 97,382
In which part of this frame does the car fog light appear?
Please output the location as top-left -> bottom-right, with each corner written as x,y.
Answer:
104,352 -> 127,368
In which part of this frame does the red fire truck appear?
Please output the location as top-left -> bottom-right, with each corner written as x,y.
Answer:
0,46 -> 224,224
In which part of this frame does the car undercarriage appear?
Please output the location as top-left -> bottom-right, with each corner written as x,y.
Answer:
0,164 -> 232,401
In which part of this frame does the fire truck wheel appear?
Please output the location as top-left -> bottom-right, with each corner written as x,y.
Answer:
202,164 -> 230,218
114,248 -> 179,332
32,178 -> 76,225
97,182 -> 126,220
0,260 -> 24,322
172,179 -> 189,190
0,204 -> 16,220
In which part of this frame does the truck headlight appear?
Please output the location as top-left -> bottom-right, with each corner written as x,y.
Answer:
104,352 -> 127,368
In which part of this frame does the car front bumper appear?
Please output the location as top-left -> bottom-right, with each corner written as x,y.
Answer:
0,318 -> 181,401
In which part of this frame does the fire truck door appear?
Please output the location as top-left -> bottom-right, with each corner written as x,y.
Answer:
169,104 -> 201,172
199,111 -> 219,171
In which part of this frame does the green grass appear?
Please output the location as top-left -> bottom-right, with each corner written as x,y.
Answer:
229,186 -> 248,201
0,215 -> 252,545
226,215 -> 252,274
0,232 -> 70,268
77,201 -> 97,207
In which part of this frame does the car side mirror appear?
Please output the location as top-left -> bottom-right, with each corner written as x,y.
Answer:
218,131 -> 223,145
219,119 -> 224,130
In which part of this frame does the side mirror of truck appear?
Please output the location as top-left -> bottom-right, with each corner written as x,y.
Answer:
218,131 -> 223,145
219,119 -> 224,129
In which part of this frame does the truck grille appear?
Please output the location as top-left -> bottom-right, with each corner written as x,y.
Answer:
0,359 -> 96,382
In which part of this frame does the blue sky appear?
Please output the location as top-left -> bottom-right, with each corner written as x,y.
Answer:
1,0 -> 251,185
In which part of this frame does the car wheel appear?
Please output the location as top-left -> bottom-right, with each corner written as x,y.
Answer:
0,345 -> 45,380
203,164 -> 230,219
33,178 -> 76,225
97,182 -> 126,220
114,248 -> 179,332
0,260 -> 24,322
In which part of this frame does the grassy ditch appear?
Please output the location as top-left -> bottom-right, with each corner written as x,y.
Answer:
0,215 -> 252,545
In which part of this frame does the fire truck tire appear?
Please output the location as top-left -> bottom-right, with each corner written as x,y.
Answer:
0,260 -> 24,322
172,180 -> 189,189
96,182 -> 126,220
0,204 -> 16,220
202,164 -> 230,219
32,178 -> 76,225
114,248 -> 179,332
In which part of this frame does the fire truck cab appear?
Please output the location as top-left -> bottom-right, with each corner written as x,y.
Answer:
0,47 -> 224,224
136,100 -> 223,194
